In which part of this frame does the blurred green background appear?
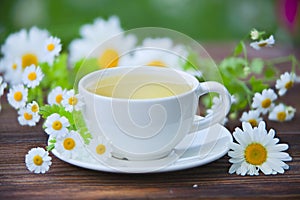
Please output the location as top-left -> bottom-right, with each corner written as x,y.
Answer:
0,0 -> 299,48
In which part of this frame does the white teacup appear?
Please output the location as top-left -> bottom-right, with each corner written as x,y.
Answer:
78,66 -> 231,161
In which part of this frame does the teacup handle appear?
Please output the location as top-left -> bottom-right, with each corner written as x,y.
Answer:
188,81 -> 231,133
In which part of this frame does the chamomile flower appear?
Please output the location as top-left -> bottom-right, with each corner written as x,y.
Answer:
55,130 -> 83,159
123,37 -> 188,71
228,121 -> 292,176
268,104 -> 295,122
1,59 -> 23,85
69,16 -> 137,68
7,84 -> 28,109
47,86 -> 66,105
44,36 -> 62,65
275,72 -> 295,96
44,113 -> 70,139
88,135 -> 112,161
22,65 -> 44,88
252,89 -> 277,114
250,35 -> 275,50
206,95 -> 236,124
240,110 -> 263,127
18,106 -> 40,126
61,89 -> 84,112
0,27 -> 52,84
25,147 -> 52,174
27,101 -> 40,114
250,28 -> 259,40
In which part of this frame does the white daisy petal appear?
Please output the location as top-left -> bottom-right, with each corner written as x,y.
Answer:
259,162 -> 272,175
267,144 -> 289,152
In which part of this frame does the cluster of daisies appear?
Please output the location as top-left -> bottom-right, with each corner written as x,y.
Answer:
226,30 -> 296,176
0,26 -> 89,173
240,72 -> 296,127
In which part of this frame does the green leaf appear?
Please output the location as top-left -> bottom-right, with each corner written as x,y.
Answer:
249,76 -> 268,93
39,54 -> 73,90
46,144 -> 55,151
264,66 -> 277,79
73,111 -> 92,144
39,104 -> 61,119
250,58 -> 264,74
233,41 -> 245,56
49,139 -> 56,143
219,57 -> 248,79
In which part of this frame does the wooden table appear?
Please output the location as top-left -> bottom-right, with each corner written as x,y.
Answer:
1,45 -> 300,199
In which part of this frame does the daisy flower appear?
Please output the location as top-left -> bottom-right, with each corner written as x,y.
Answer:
69,16 -> 137,68
252,89 -> 277,114
55,130 -> 84,159
18,106 -> 40,126
7,84 -> 28,109
87,135 -> 112,161
240,110 -> 263,127
1,59 -> 23,85
228,121 -> 292,176
22,65 -> 44,88
43,36 -> 62,65
122,37 -> 188,71
275,72 -> 295,96
0,27 -> 52,84
25,147 -> 52,174
47,86 -> 66,105
268,104 -> 296,122
27,101 -> 40,114
250,28 -> 259,40
44,113 -> 70,139
250,35 -> 275,50
206,95 -> 236,125
61,89 -> 84,112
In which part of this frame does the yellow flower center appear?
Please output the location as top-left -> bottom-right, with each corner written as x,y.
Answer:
96,144 -> 106,155
12,63 -> 17,70
98,49 -> 119,68
248,119 -> 258,127
33,155 -> 43,166
28,72 -> 37,81
261,98 -> 271,108
244,143 -> 267,165
55,94 -> 63,104
13,91 -> 23,101
63,138 -> 76,150
147,60 -> 166,67
31,104 -> 39,113
47,43 -> 55,51
285,81 -> 293,89
22,53 -> 38,69
24,112 -> 33,120
52,120 -> 62,130
258,42 -> 267,47
68,96 -> 78,106
277,111 -> 286,122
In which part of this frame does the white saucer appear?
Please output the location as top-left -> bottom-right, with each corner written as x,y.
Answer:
50,123 -> 232,173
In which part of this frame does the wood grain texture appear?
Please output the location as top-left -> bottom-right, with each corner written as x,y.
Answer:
1,45 -> 300,199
